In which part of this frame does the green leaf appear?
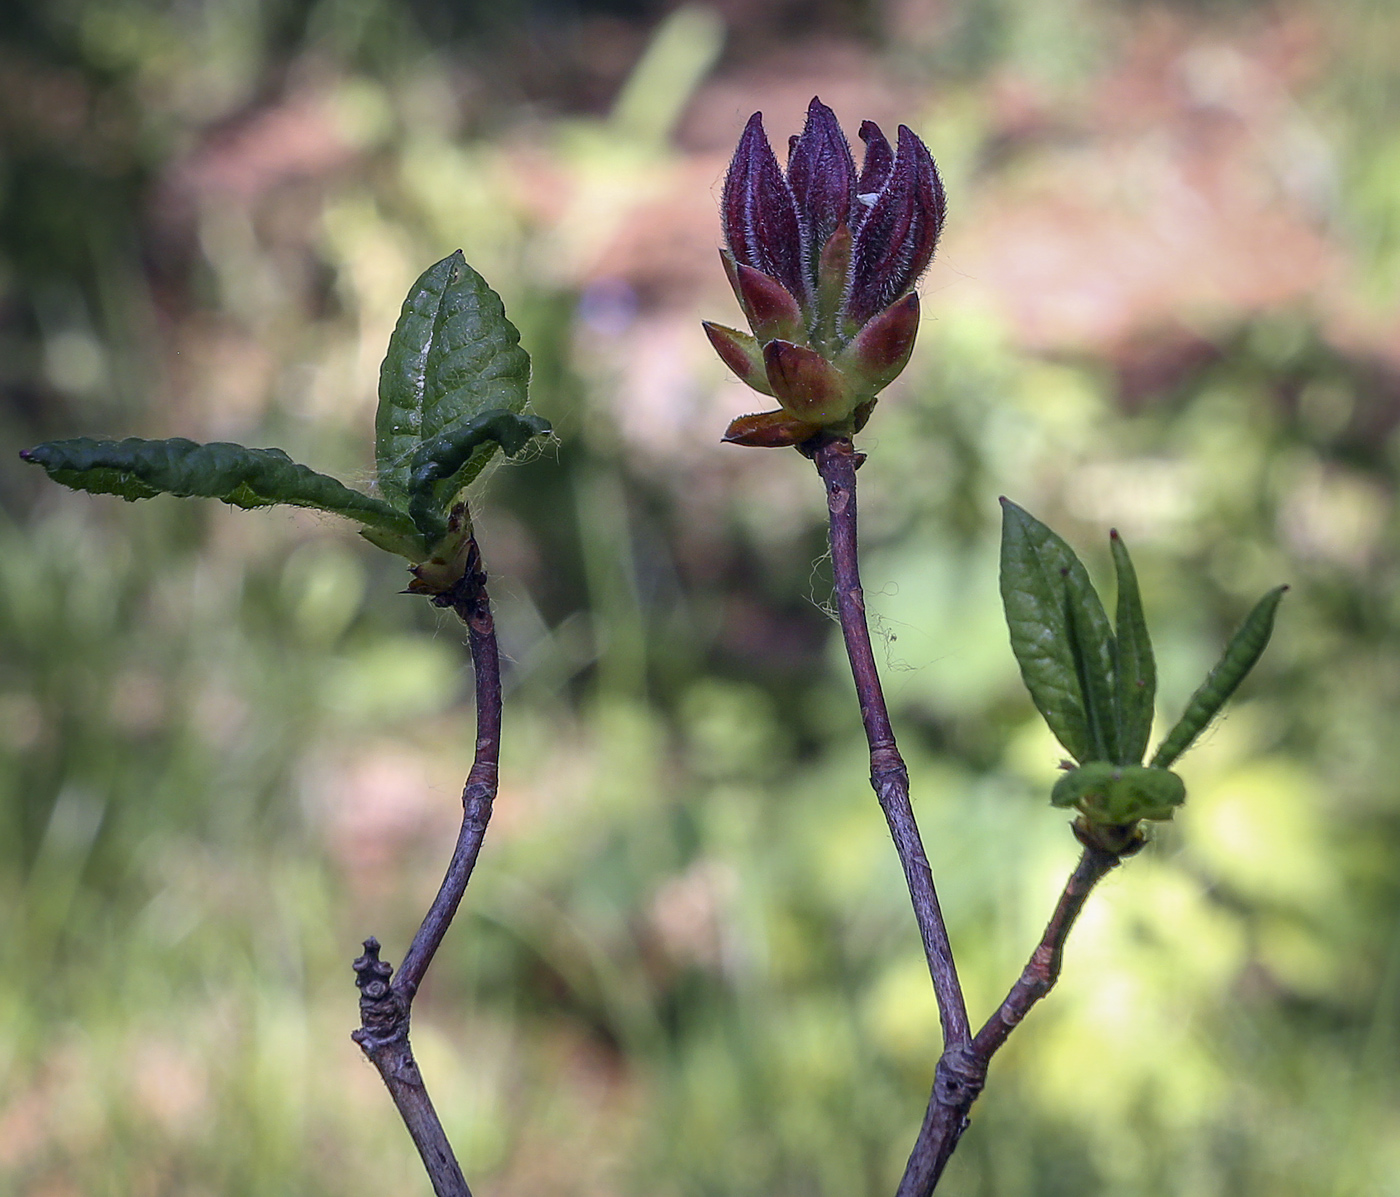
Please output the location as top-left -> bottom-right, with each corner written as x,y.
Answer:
1066,562 -> 1121,766
20,437 -> 423,552
406,409 -> 551,544
1110,530 -> 1156,765
1151,585 -> 1288,769
999,499 -> 1120,764
1050,762 -> 1185,824
375,250 -> 532,516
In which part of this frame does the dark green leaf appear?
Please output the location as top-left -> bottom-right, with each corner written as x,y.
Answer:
1151,585 -> 1288,768
1110,530 -> 1156,765
20,437 -> 424,555
1065,562 -> 1121,765
375,250 -> 531,514
406,409 -> 551,543
999,499 -> 1119,764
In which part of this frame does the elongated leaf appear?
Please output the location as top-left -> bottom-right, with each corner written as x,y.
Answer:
376,250 -> 531,511
1111,530 -> 1156,765
1065,563 -> 1121,765
1151,585 -> 1288,768
406,409 -> 551,542
20,436 -> 422,545
999,499 -> 1119,763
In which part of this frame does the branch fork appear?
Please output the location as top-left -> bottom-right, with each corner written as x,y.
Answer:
352,524 -> 502,1197
809,434 -> 1126,1195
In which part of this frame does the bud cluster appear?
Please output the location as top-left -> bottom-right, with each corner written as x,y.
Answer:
706,97 -> 946,447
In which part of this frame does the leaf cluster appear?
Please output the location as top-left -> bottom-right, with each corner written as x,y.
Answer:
21,251 -> 550,574
999,499 -> 1285,831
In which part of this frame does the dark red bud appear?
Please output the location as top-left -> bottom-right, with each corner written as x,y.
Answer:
847,124 -> 945,325
703,321 -> 774,396
787,97 -> 856,288
815,222 -> 853,328
840,292 -> 920,392
722,409 -> 824,448
721,113 -> 808,306
713,104 -> 942,443
856,121 -> 895,210
730,258 -> 805,343
763,339 -> 855,424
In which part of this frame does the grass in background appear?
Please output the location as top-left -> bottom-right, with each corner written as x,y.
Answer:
3,0 -> 1400,1193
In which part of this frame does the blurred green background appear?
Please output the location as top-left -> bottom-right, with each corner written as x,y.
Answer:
3,0 -> 1399,1193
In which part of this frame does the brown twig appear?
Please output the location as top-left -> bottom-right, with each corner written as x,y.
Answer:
972,837 -> 1123,1061
896,841 -> 1123,1196
809,435 -> 1127,1196
808,437 -> 970,1035
353,536 -> 501,1197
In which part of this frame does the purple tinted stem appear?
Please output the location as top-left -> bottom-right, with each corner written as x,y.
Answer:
353,534 -> 502,1197
895,843 -> 1121,1196
811,437 -> 970,1044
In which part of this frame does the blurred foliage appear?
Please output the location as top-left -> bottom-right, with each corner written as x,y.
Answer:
3,0 -> 1400,1194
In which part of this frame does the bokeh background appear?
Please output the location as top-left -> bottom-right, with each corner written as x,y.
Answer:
3,0 -> 1399,1192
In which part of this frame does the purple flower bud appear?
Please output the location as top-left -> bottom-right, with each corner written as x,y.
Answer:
814,220 -> 853,329
786,98 -> 856,288
848,125 -> 946,325
709,100 -> 944,445
721,113 -> 807,307
855,121 -> 895,208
